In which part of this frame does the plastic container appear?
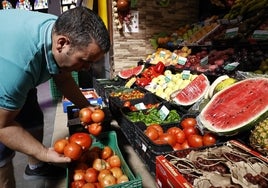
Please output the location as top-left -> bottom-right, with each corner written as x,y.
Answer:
67,131 -> 142,188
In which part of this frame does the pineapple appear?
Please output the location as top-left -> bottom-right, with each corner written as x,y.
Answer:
249,118 -> 268,156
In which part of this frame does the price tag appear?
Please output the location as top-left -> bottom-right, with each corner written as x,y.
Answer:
225,27 -> 238,39
158,105 -> 169,120
160,50 -> 166,58
177,56 -> 187,65
252,30 -> 268,40
224,62 -> 239,71
200,56 -> 208,66
171,53 -> 178,60
182,70 -> 191,80
134,102 -> 146,110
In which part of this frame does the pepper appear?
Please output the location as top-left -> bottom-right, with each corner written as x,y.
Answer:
154,61 -> 165,74
135,77 -> 151,87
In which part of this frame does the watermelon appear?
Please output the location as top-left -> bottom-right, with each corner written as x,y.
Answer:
118,65 -> 144,79
172,74 -> 210,106
198,77 -> 268,136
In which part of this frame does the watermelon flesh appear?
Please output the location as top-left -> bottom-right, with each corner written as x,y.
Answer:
172,74 -> 210,106
118,65 -> 144,79
198,77 -> 268,136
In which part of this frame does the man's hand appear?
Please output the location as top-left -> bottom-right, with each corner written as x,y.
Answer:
45,147 -> 71,163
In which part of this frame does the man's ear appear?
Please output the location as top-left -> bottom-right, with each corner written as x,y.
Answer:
56,36 -> 70,51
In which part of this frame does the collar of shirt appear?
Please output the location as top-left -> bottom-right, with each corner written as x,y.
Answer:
44,21 -> 60,75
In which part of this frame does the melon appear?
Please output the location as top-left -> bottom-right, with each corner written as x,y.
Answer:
172,74 -> 210,106
198,77 -> 268,136
118,65 -> 144,79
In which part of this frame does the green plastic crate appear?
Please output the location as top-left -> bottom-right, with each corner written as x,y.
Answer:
67,131 -> 142,188
50,71 -> 79,100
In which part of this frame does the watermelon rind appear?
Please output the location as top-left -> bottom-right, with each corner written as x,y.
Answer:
118,65 -> 144,79
198,77 -> 268,136
172,74 -> 210,106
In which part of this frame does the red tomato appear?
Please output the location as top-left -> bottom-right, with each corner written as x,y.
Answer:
87,123 -> 102,136
158,133 -> 176,147
84,167 -> 99,183
107,155 -> 121,168
149,124 -> 164,136
203,132 -> 217,146
64,142 -> 83,160
145,127 -> 159,141
110,167 -> 123,179
174,130 -> 186,144
70,133 -> 92,151
91,109 -> 105,123
181,140 -> 190,149
172,143 -> 182,151
188,134 -> 203,148
123,101 -> 131,108
183,126 -> 199,138
101,146 -> 113,160
81,183 -> 95,188
71,180 -> 86,188
79,108 -> 93,124
53,138 -> 69,154
181,117 -> 197,129
97,169 -> 112,182
166,127 -> 182,135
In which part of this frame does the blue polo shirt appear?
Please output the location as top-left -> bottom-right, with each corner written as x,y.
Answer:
0,9 -> 60,110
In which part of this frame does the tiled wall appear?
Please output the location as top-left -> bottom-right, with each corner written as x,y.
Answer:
111,0 -> 199,77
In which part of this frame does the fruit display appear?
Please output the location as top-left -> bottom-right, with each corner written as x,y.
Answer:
249,118 -> 268,156
198,77 -> 268,136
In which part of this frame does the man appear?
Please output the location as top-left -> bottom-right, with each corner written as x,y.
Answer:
0,6 -> 110,187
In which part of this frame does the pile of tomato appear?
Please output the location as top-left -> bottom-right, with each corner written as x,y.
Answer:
70,145 -> 128,188
144,117 -> 218,151
110,89 -> 145,100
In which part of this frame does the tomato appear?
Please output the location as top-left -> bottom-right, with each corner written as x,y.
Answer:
110,167 -> 123,179
158,133 -> 176,147
101,146 -> 113,160
149,124 -> 164,136
92,158 -> 107,171
123,101 -> 131,108
144,127 -> 159,141
188,134 -> 203,148
117,174 -> 129,184
53,138 -> 69,154
172,143 -> 182,151
181,140 -> 190,149
100,174 -> 116,187
174,130 -> 186,144
166,127 -> 182,135
97,169 -> 112,182
73,169 -> 86,181
183,126 -> 199,138
107,155 -> 121,168
79,108 -> 93,124
181,117 -> 197,129
87,123 -> 102,136
71,180 -> 86,188
91,109 -> 105,123
203,132 -> 217,146
84,167 -> 99,183
81,183 -> 95,188
64,142 -> 83,160
70,133 -> 92,151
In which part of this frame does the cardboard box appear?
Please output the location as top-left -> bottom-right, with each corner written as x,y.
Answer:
62,88 -> 102,113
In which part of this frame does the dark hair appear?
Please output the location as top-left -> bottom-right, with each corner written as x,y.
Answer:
53,7 -> 110,53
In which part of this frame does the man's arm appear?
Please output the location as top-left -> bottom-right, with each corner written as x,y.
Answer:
52,72 -> 93,109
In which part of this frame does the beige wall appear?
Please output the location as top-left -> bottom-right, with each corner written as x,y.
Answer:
110,0 -> 200,78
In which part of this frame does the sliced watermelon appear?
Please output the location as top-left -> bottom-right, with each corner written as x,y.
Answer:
172,74 -> 210,106
118,65 -> 144,79
198,77 -> 268,136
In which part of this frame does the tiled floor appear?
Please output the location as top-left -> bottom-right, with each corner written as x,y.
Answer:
12,81 -> 157,188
